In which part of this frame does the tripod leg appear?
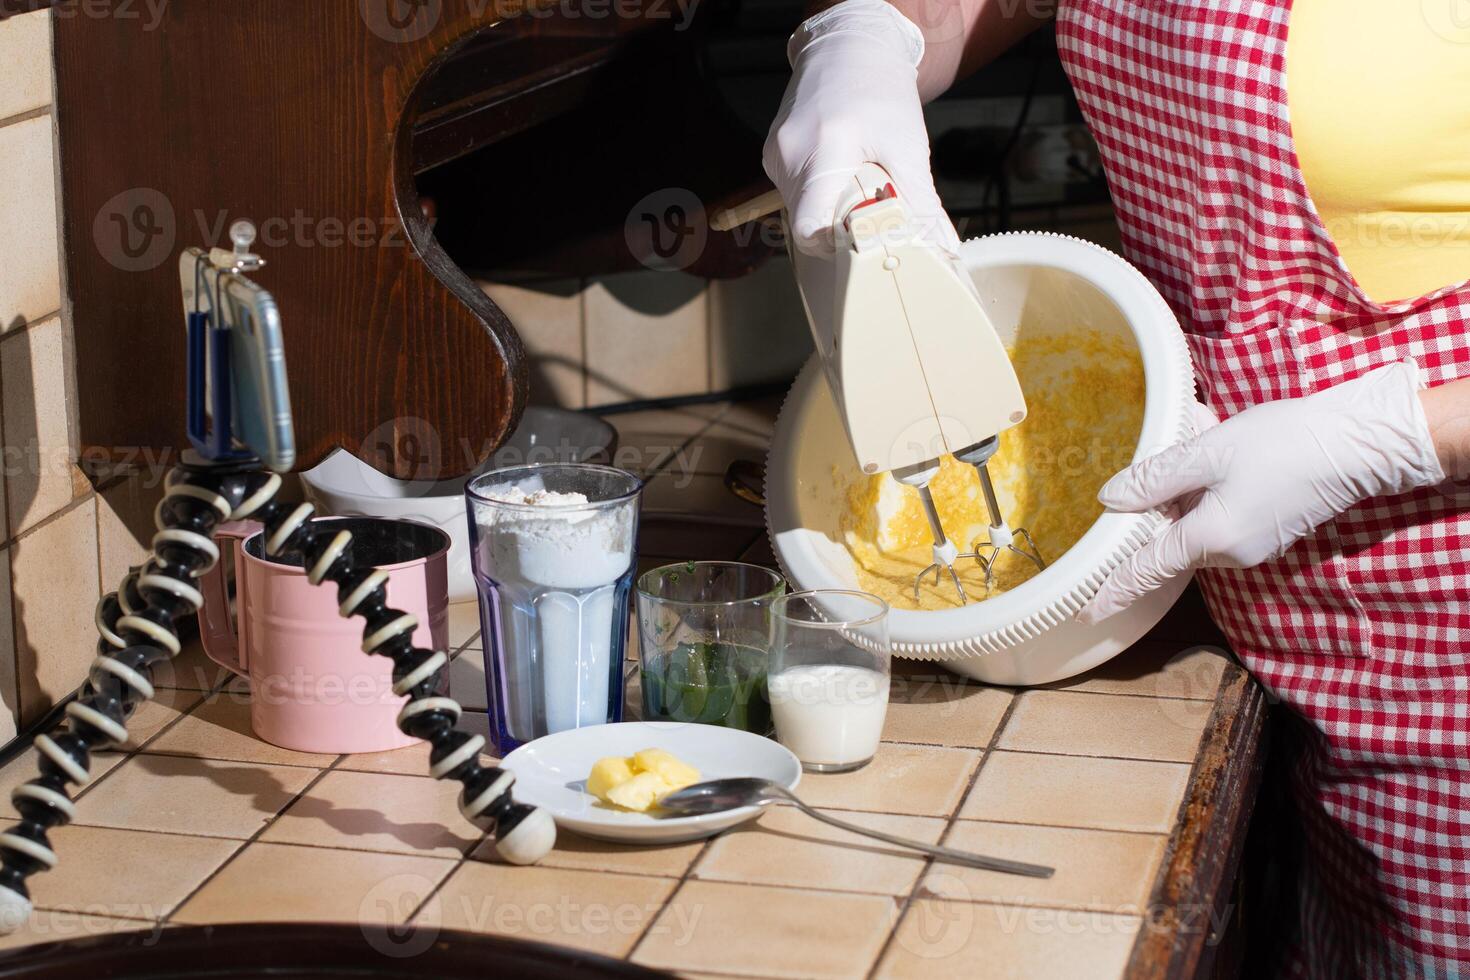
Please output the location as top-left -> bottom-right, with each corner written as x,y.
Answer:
0,460 -> 552,935
249,496 -> 552,864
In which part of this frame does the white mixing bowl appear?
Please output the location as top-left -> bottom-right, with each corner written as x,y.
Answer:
301,407 -> 617,603
765,233 -> 1197,686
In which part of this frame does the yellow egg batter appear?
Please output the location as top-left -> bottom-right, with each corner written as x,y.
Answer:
840,329 -> 1145,610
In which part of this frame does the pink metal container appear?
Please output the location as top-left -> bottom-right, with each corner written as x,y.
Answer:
197,516 -> 450,754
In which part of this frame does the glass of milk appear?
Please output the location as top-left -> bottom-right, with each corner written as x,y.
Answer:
466,464 -> 643,755
768,591 -> 891,773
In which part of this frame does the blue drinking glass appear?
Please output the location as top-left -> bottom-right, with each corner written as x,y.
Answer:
466,463 -> 643,755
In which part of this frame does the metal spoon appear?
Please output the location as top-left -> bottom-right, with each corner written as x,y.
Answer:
659,778 -> 1053,878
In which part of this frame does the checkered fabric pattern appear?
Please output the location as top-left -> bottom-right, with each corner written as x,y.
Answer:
1055,1 -> 1470,975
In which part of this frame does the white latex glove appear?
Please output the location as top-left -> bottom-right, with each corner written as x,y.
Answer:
763,0 -> 959,256
1078,362 -> 1445,625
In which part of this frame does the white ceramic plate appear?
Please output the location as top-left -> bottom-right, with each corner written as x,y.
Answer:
501,722 -> 801,844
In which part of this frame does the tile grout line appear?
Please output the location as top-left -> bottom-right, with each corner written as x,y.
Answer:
2,492 -> 95,552
643,411 -> 724,481
622,833 -> 720,963
871,736 -> 1200,766
65,687 -> 214,807
157,743 -> 354,926
157,768 -> 337,925
865,693 -> 1022,979
86,671 -> 346,924
0,311 -> 63,339
403,843 -> 478,929
0,105 -> 50,131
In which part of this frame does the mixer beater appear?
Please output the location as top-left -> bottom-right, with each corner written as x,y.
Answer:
955,437 -> 1047,592
894,462 -> 968,604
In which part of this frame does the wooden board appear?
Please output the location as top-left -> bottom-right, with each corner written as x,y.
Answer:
53,1 -> 533,479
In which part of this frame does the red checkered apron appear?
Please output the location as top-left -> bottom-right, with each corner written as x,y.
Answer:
1055,2 -> 1470,975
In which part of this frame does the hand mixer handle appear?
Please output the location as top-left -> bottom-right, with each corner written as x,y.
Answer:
706,162 -> 896,234
832,162 -> 902,246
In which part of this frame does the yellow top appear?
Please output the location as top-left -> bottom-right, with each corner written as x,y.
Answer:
1287,0 -> 1470,304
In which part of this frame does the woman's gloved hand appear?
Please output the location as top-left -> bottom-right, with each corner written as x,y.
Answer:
1078,361 -> 1445,624
763,0 -> 958,256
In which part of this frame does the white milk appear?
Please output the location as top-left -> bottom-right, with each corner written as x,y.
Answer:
480,485 -> 633,739
768,664 -> 890,769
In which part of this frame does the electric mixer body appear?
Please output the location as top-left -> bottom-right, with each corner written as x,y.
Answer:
788,163 -> 1047,602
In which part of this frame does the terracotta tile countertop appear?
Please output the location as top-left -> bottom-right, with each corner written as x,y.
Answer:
0,600 -> 1261,979
0,402 -> 1267,978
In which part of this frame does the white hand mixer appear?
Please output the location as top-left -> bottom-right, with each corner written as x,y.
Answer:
719,163 -> 1047,602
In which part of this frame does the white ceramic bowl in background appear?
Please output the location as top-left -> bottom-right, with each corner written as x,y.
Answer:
765,232 -> 1197,686
300,407 -> 618,602
501,721 -> 803,844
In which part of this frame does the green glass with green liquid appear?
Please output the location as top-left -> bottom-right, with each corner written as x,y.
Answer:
635,562 -> 785,735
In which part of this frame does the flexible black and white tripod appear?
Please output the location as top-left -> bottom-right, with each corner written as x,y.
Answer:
0,231 -> 555,930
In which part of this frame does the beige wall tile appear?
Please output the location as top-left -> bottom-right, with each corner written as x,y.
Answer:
998,690 -> 1211,764
876,899 -> 1139,980
3,317 -> 82,535
259,769 -> 480,857
0,12 -> 52,121
75,753 -> 318,838
796,743 -> 981,817
633,881 -> 896,979
641,474 -> 752,520
714,394 -> 784,439
708,257 -> 814,390
694,806 -> 944,896
675,418 -> 770,479
31,824 -> 239,919
883,676 -> 1010,748
480,279 -> 585,409
606,407 -> 714,476
11,499 -> 99,725
449,646 -> 486,710
447,599 -> 480,652
172,841 -> 454,926
0,116 -> 61,333
431,863 -> 674,959
960,751 -> 1191,834
96,472 -> 166,594
923,821 -> 1166,913
585,272 -> 708,406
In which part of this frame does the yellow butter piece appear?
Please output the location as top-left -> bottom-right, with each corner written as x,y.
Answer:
587,756 -> 636,801
604,771 -> 671,812
632,748 -> 701,791
587,747 -> 702,811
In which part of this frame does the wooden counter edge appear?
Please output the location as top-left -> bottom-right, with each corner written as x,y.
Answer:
1125,658 -> 1269,979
